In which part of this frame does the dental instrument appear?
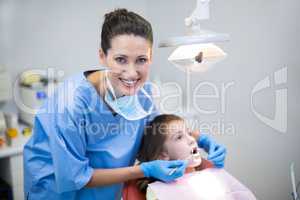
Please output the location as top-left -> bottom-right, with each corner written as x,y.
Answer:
290,163 -> 299,200
168,148 -> 202,175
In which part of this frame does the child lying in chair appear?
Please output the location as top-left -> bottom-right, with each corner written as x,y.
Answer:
123,114 -> 257,200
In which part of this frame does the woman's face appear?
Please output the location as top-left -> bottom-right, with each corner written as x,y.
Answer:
99,34 -> 152,97
161,120 -> 199,161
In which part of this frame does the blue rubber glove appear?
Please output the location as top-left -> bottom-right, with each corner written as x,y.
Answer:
140,160 -> 188,182
198,134 -> 227,168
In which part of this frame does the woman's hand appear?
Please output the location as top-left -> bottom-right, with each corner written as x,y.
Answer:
197,134 -> 227,168
140,160 -> 188,182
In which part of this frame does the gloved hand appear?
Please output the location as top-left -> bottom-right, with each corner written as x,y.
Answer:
197,134 -> 227,168
140,160 -> 188,182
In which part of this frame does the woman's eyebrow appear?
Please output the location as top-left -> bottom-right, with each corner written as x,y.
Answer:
114,54 -> 128,58
137,55 -> 148,58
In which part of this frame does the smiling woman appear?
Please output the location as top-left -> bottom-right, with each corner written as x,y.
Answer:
99,8 -> 153,97
99,34 -> 152,96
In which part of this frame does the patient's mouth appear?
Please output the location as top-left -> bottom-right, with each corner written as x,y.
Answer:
186,147 -> 202,167
192,147 -> 198,155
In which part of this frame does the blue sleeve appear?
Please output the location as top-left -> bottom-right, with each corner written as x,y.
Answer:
37,106 -> 94,193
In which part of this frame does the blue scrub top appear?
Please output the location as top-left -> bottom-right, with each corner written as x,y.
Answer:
23,71 -> 158,200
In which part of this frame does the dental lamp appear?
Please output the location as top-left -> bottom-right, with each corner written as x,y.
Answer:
159,0 -> 230,72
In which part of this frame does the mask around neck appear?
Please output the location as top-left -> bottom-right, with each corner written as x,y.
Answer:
104,71 -> 154,120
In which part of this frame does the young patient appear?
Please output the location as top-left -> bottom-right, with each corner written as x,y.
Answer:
136,114 -> 212,199
134,114 -> 256,200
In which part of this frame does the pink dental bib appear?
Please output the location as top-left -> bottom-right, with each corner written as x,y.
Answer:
148,168 -> 257,200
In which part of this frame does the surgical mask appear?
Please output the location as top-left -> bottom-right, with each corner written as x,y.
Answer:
104,71 -> 154,121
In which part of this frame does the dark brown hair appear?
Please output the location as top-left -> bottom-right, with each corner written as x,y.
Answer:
136,114 -> 184,193
101,8 -> 153,55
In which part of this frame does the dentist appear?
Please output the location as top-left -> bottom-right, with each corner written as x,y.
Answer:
23,8 -> 226,200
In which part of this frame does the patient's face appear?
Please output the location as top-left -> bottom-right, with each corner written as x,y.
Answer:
161,120 -> 198,161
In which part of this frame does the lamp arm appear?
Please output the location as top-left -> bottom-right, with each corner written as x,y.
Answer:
185,0 -> 211,33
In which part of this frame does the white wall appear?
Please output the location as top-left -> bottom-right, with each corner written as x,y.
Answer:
0,0 -> 147,78
1,0 -> 300,199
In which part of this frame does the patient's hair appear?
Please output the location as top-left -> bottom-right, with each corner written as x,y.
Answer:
136,114 -> 184,193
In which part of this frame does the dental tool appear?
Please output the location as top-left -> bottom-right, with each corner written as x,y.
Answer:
168,148 -> 202,176
290,163 -> 298,200
168,168 -> 178,176
186,147 -> 202,167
